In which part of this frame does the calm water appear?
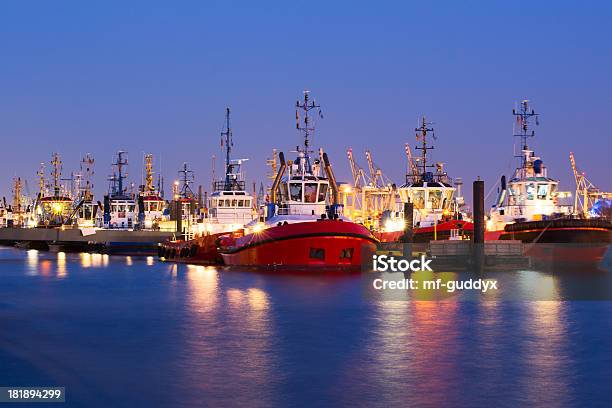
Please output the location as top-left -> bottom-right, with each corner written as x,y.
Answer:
0,247 -> 611,408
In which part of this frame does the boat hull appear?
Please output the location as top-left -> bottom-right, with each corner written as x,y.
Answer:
374,220 -> 473,243
159,231 -> 238,265
220,220 -> 378,269
497,218 -> 612,267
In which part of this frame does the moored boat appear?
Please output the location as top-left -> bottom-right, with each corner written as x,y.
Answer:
486,100 -> 611,265
160,108 -> 255,264
374,117 -> 472,243
219,91 -> 378,269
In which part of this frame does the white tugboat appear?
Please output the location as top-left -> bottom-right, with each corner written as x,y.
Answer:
160,108 -> 255,263
137,154 -> 168,230
486,100 -> 611,265
102,151 -> 136,229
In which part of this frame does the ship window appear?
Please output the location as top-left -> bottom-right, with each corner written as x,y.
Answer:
526,183 -> 535,200
225,199 -> 231,207
217,200 -> 223,207
238,200 -> 244,207
429,190 -> 442,209
340,248 -> 354,260
280,183 -> 288,201
304,183 -> 318,203
318,184 -> 328,202
309,248 -> 325,260
411,190 -> 425,209
129,205 -> 135,212
290,183 -> 303,202
537,184 -> 548,199
231,199 -> 237,207
443,191 -> 453,209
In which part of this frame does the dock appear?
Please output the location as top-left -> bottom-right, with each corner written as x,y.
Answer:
0,227 -> 174,255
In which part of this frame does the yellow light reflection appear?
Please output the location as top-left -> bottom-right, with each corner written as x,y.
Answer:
56,252 -> 67,278
247,288 -> 269,311
126,256 -> 133,266
186,265 -> 219,312
227,289 -> 245,308
80,253 -> 92,268
26,250 -> 39,275
523,301 -> 568,403
146,256 -> 154,266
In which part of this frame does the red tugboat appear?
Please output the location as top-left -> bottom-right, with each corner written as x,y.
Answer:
486,100 -> 611,266
374,118 -> 472,243
219,91 -> 378,269
159,108 -> 255,264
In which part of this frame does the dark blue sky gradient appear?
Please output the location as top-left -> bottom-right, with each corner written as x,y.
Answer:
1,1 -> 610,206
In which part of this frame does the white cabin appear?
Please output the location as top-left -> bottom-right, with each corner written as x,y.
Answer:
489,148 -> 570,231
105,198 -> 136,229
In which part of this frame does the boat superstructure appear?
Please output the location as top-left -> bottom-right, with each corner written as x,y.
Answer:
376,117 -> 471,242
102,151 -> 136,229
160,108 -> 255,264
488,101 -> 572,233
71,153 -> 97,228
36,154 -> 74,227
200,108 -> 254,233
138,153 -> 168,229
486,101 -> 611,266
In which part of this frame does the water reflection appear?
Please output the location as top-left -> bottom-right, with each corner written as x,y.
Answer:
518,270 -> 560,300
26,250 -> 38,275
181,267 -> 276,405
56,252 -> 67,278
523,301 -> 571,405
185,264 -> 219,312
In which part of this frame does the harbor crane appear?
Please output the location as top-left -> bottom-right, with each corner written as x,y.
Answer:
342,148 -> 396,226
570,152 -> 611,217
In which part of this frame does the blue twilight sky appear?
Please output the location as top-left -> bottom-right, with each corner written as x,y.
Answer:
0,0 -> 611,206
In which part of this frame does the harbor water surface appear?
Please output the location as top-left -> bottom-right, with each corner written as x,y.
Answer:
1,247 -> 611,407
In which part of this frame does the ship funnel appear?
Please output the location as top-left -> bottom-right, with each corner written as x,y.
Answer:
496,175 -> 507,208
322,152 -> 339,205
270,152 -> 286,203
533,159 -> 543,175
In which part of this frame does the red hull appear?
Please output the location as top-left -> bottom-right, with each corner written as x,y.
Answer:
524,244 -> 609,269
220,220 -> 377,269
374,220 -> 473,243
159,231 -> 243,265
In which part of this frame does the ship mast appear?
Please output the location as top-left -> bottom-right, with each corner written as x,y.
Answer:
50,153 -> 62,197
414,117 -> 435,179
144,154 -> 154,192
295,90 -> 323,174
512,100 -> 539,176
81,153 -> 95,201
37,162 -> 46,197
111,151 -> 128,196
220,107 -> 233,190
178,162 -> 195,198
12,177 -> 22,218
